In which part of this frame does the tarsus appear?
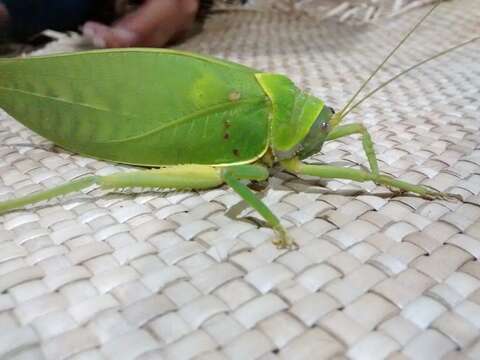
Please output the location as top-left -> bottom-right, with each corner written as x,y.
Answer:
0,176 -> 98,214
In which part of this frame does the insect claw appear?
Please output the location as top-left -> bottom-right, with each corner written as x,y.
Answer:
385,185 -> 406,197
423,187 -> 463,202
442,193 -> 463,202
289,241 -> 300,251
450,194 -> 464,202
272,227 -> 298,250
272,237 -> 298,250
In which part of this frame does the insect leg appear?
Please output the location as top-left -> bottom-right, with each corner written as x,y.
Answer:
282,158 -> 460,201
326,123 -> 379,177
221,165 -> 296,250
0,164 -> 295,248
106,164 -> 296,249
99,166 -> 224,191
0,165 -> 225,214
0,176 -> 99,215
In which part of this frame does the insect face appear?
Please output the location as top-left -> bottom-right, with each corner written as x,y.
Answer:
297,105 -> 334,160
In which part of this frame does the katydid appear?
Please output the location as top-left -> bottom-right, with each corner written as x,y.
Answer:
0,3 -> 477,249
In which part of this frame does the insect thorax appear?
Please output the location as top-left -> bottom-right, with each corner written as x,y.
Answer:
255,73 -> 329,162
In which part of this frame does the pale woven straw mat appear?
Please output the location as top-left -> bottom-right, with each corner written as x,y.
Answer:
0,0 -> 480,359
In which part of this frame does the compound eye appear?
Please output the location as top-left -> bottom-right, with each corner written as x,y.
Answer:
320,121 -> 329,132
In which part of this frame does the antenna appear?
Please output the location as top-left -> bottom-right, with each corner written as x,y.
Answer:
340,36 -> 480,118
331,2 -> 442,127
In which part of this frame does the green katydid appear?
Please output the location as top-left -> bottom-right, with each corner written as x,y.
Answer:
0,3 -> 478,249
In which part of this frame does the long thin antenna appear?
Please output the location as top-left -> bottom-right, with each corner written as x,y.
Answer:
340,36 -> 480,118
333,2 -> 442,126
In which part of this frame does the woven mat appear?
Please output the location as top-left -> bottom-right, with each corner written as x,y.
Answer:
1,1 -> 480,359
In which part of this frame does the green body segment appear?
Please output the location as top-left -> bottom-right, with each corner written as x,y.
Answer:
255,73 -> 324,152
0,49 -> 272,166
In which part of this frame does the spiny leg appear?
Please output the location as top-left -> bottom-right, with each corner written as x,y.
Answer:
222,166 -> 296,250
0,176 -> 99,214
0,165 -> 224,214
105,164 -> 296,249
326,123 -> 379,177
282,158 -> 459,201
0,164 -> 293,249
327,123 -> 417,195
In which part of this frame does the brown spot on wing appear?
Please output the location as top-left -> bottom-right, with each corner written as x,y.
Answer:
229,91 -> 241,102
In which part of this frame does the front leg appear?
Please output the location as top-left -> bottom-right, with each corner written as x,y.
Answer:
324,123 -> 456,198
326,123 -> 379,178
282,158 -> 460,201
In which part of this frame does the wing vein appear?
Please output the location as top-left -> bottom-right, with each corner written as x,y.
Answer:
0,85 -> 133,118
93,98 -> 264,144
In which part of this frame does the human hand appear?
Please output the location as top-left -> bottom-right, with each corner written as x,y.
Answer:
0,3 -> 8,27
83,0 -> 199,48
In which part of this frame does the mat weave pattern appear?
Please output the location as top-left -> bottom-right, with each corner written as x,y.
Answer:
1,1 -> 480,359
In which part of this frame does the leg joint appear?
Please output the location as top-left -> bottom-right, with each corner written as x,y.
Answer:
222,164 -> 269,181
